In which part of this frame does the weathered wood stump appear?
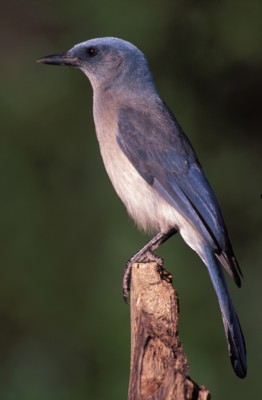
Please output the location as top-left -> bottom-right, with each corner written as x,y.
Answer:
128,262 -> 211,400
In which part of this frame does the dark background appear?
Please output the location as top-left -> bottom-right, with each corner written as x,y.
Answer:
1,1 -> 261,398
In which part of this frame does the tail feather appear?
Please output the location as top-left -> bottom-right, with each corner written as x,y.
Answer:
215,250 -> 242,287
225,313 -> 246,378
203,247 -> 247,378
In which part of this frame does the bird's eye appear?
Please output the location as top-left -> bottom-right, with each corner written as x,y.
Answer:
86,47 -> 98,57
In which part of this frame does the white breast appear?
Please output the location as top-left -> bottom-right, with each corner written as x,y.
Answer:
93,93 -> 204,256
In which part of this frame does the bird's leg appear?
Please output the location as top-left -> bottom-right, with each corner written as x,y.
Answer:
123,227 -> 177,302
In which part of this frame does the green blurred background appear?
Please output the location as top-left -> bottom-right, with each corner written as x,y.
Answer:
1,0 -> 261,398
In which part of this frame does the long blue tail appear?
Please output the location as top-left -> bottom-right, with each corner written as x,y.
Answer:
203,247 -> 247,378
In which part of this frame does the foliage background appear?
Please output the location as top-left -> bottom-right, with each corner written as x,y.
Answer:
1,0 -> 261,398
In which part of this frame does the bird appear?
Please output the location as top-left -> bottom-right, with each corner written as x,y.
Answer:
37,37 -> 247,378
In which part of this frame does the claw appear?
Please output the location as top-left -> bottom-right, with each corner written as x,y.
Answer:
122,250 -> 164,302
122,260 -> 132,303
121,229 -> 177,303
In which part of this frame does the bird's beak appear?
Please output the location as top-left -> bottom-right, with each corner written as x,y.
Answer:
37,52 -> 81,67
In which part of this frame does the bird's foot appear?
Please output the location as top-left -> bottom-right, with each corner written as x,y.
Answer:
122,250 -> 163,303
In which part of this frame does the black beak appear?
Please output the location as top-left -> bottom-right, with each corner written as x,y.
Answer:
37,52 -> 81,67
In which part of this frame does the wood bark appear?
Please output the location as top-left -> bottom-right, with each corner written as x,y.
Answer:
128,262 -> 211,400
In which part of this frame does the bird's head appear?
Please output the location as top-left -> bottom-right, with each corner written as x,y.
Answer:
37,37 -> 154,92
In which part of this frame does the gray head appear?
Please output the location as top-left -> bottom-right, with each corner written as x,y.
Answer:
38,37 -> 156,93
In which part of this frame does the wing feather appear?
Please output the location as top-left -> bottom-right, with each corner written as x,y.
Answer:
117,104 -> 242,285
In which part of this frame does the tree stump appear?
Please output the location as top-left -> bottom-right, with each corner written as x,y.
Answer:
128,262 -> 211,400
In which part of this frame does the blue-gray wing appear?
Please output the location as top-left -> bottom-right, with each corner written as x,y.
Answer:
117,104 -> 242,285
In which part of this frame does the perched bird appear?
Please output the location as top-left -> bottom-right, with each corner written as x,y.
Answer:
38,37 -> 246,378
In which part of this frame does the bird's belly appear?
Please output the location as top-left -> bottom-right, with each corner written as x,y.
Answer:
99,138 -> 204,254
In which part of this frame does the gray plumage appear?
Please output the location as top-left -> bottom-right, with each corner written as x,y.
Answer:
38,37 -> 246,378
